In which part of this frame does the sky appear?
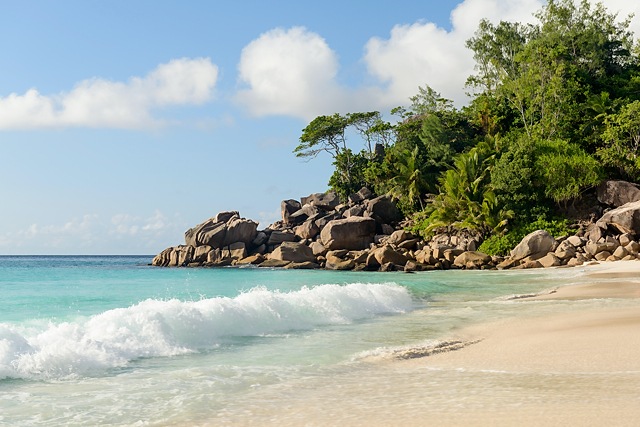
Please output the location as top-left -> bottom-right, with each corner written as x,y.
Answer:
1,0 -> 639,255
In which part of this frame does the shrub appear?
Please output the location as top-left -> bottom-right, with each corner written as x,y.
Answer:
478,216 -> 575,256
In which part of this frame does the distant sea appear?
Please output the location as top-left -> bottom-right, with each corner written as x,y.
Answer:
0,255 -> 609,425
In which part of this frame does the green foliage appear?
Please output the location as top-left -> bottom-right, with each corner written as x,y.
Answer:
409,140 -> 513,238
328,150 -> 370,200
385,146 -> 429,213
533,139 -> 602,203
294,113 -> 349,159
479,216 -> 575,256
367,86 -> 482,215
294,0 -> 640,247
490,133 -> 601,216
476,233 -> 522,257
599,100 -> 640,181
490,132 -> 541,214
294,112 -> 394,200
466,0 -> 637,144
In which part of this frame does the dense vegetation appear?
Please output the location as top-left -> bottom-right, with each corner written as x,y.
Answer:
293,0 -> 640,255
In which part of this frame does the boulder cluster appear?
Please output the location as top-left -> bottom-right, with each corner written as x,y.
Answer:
152,180 -> 640,272
496,179 -> 640,270
153,188 -> 412,271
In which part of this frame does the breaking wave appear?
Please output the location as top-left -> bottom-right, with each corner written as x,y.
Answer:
0,283 -> 413,380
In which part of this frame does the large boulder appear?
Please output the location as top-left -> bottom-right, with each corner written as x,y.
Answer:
193,245 -> 213,263
596,200 -> 640,236
510,230 -> 555,261
315,212 -> 342,230
366,196 -> 403,225
325,253 -> 356,270
584,223 -> 606,242
185,219 -> 225,247
320,216 -> 377,250
270,242 -> 316,263
267,230 -> 297,245
597,180 -> 640,207
172,246 -> 195,266
348,187 -> 374,204
309,241 -> 328,256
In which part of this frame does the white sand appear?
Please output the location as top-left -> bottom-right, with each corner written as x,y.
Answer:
205,261 -> 640,426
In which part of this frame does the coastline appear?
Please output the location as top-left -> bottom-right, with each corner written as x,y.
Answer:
393,260 -> 640,426
208,261 -> 640,426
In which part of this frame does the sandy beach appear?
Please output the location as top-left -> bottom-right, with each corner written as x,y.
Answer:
211,261 -> 640,427
395,261 -> 640,426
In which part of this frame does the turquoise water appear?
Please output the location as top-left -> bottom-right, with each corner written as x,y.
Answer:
0,256 -> 591,425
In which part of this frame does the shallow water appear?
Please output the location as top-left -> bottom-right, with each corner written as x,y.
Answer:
0,256 -> 630,426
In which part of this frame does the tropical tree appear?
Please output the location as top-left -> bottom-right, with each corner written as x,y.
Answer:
465,0 -> 636,144
599,100 -> 640,181
534,139 -> 602,205
386,146 -> 428,212
414,141 -> 512,237
294,112 -> 394,199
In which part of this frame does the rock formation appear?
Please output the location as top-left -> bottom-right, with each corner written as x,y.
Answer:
153,180 -> 640,272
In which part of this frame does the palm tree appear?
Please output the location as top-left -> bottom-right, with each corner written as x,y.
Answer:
420,141 -> 512,235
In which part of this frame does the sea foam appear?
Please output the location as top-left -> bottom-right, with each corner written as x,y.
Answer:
0,283 -> 413,380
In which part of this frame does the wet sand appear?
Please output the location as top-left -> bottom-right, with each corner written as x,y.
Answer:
404,261 -> 640,426
206,261 -> 640,427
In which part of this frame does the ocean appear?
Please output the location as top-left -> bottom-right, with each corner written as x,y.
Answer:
0,255 -> 625,426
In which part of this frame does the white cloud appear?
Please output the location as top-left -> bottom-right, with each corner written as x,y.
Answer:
235,27 -> 353,119
363,21 -> 473,108
0,58 -> 219,130
363,0 -> 546,108
235,0 -> 639,117
599,0 -> 640,37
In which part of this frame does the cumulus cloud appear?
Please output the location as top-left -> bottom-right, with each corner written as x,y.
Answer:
235,0 -> 640,117
0,58 -> 219,130
235,27 -> 353,119
363,21 -> 473,107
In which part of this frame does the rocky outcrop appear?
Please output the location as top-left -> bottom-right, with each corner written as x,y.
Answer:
152,188 -> 401,269
153,181 -> 640,272
281,200 -> 302,225
185,212 -> 258,248
371,245 -> 409,267
453,251 -> 491,269
301,191 -> 340,210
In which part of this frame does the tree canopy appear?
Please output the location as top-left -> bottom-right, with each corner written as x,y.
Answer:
293,0 -> 640,253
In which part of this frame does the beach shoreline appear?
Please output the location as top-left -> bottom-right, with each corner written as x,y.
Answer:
209,261 -> 640,427
389,260 -> 640,426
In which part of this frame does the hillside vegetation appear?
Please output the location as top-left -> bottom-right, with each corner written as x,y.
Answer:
294,0 -> 640,255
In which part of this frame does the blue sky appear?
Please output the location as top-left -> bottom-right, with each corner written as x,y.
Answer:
1,0 -> 638,254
